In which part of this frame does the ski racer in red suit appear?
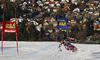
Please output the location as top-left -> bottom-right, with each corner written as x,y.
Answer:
58,35 -> 77,52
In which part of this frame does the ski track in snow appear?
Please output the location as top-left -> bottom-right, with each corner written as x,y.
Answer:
0,41 -> 100,60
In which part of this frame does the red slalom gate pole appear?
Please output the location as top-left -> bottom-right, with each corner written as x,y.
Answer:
1,32 -> 3,55
1,13 -> 4,55
15,13 -> 19,56
16,33 -> 19,56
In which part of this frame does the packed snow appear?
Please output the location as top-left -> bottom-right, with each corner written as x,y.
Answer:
0,41 -> 100,60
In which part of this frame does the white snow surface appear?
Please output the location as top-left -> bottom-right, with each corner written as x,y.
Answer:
0,41 -> 100,60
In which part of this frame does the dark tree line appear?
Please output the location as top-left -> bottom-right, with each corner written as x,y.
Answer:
17,21 -> 45,41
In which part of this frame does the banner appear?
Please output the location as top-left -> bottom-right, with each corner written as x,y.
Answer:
3,21 -> 16,33
57,21 -> 67,29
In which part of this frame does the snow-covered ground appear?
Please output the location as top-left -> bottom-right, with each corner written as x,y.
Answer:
0,41 -> 100,60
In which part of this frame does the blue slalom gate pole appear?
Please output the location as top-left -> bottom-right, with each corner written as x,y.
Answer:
56,29 -> 58,42
56,14 -> 59,42
65,15 -> 69,39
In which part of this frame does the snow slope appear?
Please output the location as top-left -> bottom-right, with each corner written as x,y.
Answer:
0,41 -> 100,60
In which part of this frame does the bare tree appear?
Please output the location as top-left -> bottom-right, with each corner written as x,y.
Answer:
76,30 -> 87,43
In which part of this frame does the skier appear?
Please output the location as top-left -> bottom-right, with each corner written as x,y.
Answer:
58,35 -> 77,52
